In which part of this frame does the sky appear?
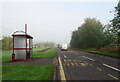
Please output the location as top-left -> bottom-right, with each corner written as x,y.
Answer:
1,1 -> 118,44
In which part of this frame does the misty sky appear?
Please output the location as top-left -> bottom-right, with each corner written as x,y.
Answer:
1,2 -> 117,44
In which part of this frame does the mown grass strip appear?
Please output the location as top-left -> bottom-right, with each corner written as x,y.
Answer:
2,65 -> 54,80
33,48 -> 57,58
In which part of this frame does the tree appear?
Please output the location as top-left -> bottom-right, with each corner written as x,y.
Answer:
70,17 -> 103,49
0,39 -> 2,49
111,1 -> 120,46
2,36 -> 12,50
34,42 -> 55,48
102,24 -> 118,47
70,30 -> 80,48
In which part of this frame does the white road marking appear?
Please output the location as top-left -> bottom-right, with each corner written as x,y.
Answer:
82,56 -> 95,61
75,52 -> 119,62
103,63 -> 120,72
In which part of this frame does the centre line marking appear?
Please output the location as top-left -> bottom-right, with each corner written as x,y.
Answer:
103,63 -> 120,72
107,74 -> 118,80
58,57 -> 66,81
97,68 -> 102,71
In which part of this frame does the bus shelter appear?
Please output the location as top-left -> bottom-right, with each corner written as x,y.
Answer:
12,31 -> 33,62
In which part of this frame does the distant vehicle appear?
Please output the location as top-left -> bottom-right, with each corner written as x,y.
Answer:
61,44 -> 68,51
57,44 -> 61,49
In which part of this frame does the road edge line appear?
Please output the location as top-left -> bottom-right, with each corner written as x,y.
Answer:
58,57 -> 66,81
107,74 -> 118,80
102,63 -> 120,72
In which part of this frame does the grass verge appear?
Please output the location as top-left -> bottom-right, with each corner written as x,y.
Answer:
1,50 -> 12,62
2,48 -> 57,62
79,49 -> 120,58
2,65 -> 54,80
33,48 -> 45,52
33,48 -> 57,58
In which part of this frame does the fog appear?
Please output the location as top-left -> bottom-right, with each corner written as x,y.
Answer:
2,2 -> 117,44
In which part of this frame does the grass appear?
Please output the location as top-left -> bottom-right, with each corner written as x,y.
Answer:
79,49 -> 120,58
33,48 -> 45,52
2,48 -> 56,80
0,65 -> 1,81
1,50 -> 12,62
2,65 -> 54,80
2,48 -> 57,62
33,48 -> 57,58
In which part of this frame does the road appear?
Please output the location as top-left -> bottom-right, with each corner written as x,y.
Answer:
57,49 -> 120,80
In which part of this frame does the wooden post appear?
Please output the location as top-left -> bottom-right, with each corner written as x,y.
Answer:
25,24 -> 27,34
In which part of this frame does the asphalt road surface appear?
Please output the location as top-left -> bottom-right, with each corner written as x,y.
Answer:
57,49 -> 120,81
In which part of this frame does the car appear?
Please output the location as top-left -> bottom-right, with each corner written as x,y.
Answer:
57,44 -> 61,49
61,44 -> 68,51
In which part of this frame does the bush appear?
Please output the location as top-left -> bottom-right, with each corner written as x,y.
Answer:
100,46 -> 118,52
